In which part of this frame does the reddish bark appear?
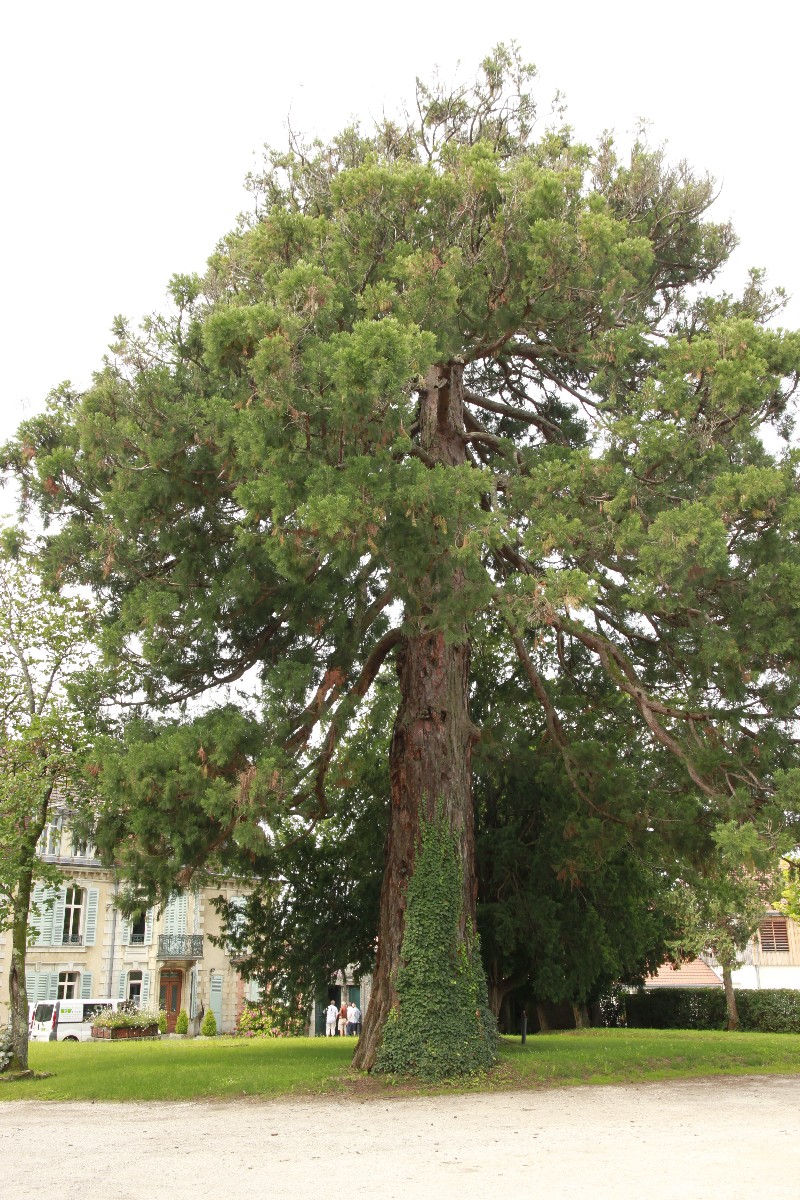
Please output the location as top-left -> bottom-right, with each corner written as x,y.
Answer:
353,362 -> 479,1072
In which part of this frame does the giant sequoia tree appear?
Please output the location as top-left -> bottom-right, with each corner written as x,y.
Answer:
7,48 -> 800,1072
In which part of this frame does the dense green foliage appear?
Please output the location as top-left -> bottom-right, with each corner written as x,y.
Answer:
375,808 -> 497,1078
200,1009 -> 217,1037
472,644 -> 683,1014
626,987 -> 800,1033
236,999 -> 307,1038
211,683 -> 390,1011
175,1009 -> 189,1034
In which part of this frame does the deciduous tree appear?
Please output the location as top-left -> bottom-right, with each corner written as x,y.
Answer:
0,536 -> 98,1072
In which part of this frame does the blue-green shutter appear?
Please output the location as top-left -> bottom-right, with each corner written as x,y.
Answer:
81,972 -> 93,999
84,888 -> 99,946
144,910 -> 154,945
47,973 -> 59,1001
50,887 -> 66,946
141,971 -> 152,1005
117,971 -> 127,1000
210,974 -> 223,1025
39,887 -> 58,946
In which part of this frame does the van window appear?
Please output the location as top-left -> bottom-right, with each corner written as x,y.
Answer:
34,1003 -> 55,1023
83,1003 -> 112,1022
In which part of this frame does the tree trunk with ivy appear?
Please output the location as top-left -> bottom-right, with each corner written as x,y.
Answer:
353,364 -> 494,1074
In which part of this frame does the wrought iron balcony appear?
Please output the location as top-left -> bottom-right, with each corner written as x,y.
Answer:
157,934 -> 204,960
61,934 -> 83,945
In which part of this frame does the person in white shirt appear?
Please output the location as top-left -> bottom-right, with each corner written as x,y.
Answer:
325,1001 -> 338,1037
351,1005 -> 362,1036
346,1002 -> 356,1035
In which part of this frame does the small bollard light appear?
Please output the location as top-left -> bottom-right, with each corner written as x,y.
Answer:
521,1009 -> 527,1045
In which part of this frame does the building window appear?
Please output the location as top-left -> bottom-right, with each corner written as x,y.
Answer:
130,914 -> 146,945
759,918 -> 790,953
57,971 -> 79,999
71,832 -> 88,857
62,886 -> 84,944
127,971 -> 143,1005
41,819 -> 63,856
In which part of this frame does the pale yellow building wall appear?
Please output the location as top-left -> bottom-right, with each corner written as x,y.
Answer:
0,847 -> 251,1033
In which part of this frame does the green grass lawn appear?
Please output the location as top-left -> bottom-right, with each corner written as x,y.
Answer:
3,1028 -> 800,1103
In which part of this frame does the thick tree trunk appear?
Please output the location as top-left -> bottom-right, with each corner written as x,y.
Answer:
572,1002 -> 591,1029
535,1003 -> 552,1033
722,966 -> 739,1031
353,362 -> 479,1073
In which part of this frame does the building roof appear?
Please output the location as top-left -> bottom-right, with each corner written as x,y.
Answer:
644,959 -> 722,989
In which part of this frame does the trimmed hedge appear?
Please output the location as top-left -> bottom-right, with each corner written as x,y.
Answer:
625,988 -> 800,1032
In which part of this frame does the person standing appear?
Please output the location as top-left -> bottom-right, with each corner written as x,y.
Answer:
325,1000 -> 338,1037
346,1001 -> 355,1035
352,1004 -> 362,1037
338,1000 -> 348,1038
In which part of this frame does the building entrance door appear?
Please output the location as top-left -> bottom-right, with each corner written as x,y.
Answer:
159,970 -> 183,1032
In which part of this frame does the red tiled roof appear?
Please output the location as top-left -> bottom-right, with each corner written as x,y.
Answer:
644,959 -> 722,989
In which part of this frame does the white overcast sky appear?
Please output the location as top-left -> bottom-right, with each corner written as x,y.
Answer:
1,0 -> 796,464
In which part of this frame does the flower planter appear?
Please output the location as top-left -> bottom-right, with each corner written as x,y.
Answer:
91,1025 -> 159,1041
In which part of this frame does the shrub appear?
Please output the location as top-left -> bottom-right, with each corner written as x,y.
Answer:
625,988 -> 800,1032
236,1000 -> 307,1038
158,1009 -> 167,1034
200,1009 -> 217,1037
175,1009 -> 189,1034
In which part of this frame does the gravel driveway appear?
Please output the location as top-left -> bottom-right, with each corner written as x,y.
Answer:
2,1075 -> 798,1199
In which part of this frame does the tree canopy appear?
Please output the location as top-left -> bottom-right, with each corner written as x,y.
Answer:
6,45 -> 800,1072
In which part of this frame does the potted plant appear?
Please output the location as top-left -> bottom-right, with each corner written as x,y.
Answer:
91,1005 -> 160,1041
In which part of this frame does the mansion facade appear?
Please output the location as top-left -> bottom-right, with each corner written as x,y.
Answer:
0,817 -> 257,1033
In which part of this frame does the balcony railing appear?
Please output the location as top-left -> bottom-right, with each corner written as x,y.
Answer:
157,934 -> 204,960
61,934 -> 83,946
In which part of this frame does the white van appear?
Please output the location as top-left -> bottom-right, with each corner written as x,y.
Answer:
29,998 -> 122,1042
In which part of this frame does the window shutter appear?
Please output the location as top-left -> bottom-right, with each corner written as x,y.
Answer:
164,893 -> 188,936
142,971 -> 152,1006
117,971 -> 127,1000
47,973 -> 59,1001
144,910 -> 154,946
210,974 -> 223,1024
50,887 -> 67,946
81,972 -> 93,999
25,972 -> 35,1000
29,883 -> 46,945
84,888 -> 99,947
121,917 -> 130,946
188,968 -> 198,1019
35,974 -> 50,1002
39,887 -> 58,946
